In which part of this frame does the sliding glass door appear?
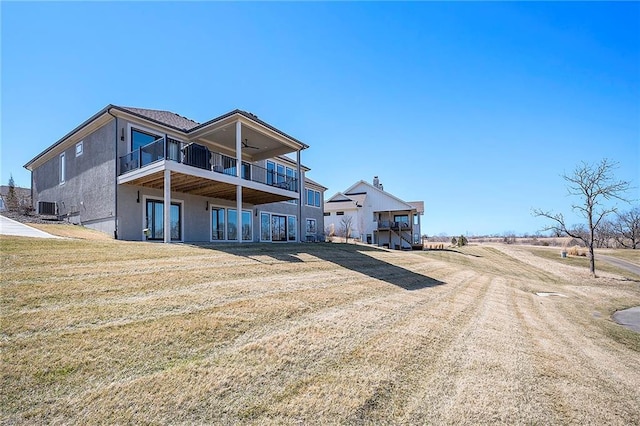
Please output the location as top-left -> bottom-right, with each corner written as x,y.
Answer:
271,215 -> 287,242
145,199 -> 181,241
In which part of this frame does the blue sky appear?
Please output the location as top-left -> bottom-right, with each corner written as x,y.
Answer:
2,2 -> 638,236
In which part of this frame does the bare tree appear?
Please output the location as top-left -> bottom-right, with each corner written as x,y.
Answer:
612,207 -> 640,249
340,215 -> 354,244
594,219 -> 615,248
533,159 -> 631,276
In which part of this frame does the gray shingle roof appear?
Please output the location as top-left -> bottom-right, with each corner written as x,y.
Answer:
25,104 -> 309,169
118,107 -> 201,131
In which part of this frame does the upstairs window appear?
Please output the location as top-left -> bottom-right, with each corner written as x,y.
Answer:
59,153 -> 66,184
267,161 -> 275,185
131,129 -> 160,152
75,141 -> 83,157
306,189 -> 321,207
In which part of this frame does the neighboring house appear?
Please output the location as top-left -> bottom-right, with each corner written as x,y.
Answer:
24,105 -> 326,243
324,176 -> 424,249
0,185 -> 31,212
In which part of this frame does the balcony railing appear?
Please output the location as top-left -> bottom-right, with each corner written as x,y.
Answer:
377,220 -> 412,231
119,138 -> 298,192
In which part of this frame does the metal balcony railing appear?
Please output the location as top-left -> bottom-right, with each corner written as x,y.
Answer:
118,139 -> 298,192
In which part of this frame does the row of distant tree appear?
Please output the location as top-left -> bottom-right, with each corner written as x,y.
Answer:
545,208 -> 639,250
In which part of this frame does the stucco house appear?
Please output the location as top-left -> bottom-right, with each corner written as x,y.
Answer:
324,177 -> 424,249
24,105 -> 326,243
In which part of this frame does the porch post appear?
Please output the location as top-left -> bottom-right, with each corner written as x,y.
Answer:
164,169 -> 171,243
297,149 -> 303,242
236,121 -> 242,243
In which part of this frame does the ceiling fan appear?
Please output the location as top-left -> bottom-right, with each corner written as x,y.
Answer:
241,138 -> 260,150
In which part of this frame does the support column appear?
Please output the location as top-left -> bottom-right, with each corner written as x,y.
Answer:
297,149 -> 303,242
164,169 -> 171,243
236,121 -> 242,243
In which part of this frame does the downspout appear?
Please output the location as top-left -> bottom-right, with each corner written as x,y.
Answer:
297,148 -> 303,242
107,108 -> 118,239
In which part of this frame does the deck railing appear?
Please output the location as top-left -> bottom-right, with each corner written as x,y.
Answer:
119,139 -> 298,192
377,221 -> 412,231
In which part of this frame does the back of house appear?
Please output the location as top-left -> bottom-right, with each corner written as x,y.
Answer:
24,105 -> 326,243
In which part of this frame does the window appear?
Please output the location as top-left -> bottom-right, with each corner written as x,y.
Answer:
323,212 -> 330,217
261,213 -> 271,241
266,161 -> 298,190
145,199 -> 181,241
277,164 -> 285,184
242,210 -> 252,241
226,209 -> 252,241
306,219 -> 317,234
286,167 -> 297,191
75,141 -> 83,157
258,212 -> 296,242
306,189 -> 321,207
271,215 -> 287,241
131,128 -> 164,167
267,161 -> 275,185
413,214 -> 419,226
336,211 -> 344,216
59,153 -> 66,184
242,162 -> 251,180
288,216 -> 297,241
131,128 -> 160,152
394,215 -> 409,225
394,215 -> 409,229
211,208 -> 225,240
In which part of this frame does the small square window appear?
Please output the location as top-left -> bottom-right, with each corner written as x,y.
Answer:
76,141 -> 83,157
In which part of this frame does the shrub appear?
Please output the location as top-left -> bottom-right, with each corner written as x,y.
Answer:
567,245 -> 587,256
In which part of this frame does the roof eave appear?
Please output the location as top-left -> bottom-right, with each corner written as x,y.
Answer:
24,104 -> 116,170
189,110 -> 309,150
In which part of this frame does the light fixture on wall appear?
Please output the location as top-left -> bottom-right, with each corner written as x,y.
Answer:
206,201 -> 209,211
136,191 -> 140,203
120,128 -> 125,141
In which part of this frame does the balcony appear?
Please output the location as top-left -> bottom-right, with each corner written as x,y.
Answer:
118,138 -> 299,204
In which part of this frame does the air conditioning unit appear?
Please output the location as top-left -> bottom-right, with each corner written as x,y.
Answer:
38,201 -> 57,215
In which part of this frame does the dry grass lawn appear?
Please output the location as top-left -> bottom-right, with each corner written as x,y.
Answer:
2,232 -> 639,424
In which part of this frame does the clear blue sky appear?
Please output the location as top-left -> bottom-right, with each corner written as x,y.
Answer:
2,2 -> 638,236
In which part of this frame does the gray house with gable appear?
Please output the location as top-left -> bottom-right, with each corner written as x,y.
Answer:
24,105 -> 326,243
